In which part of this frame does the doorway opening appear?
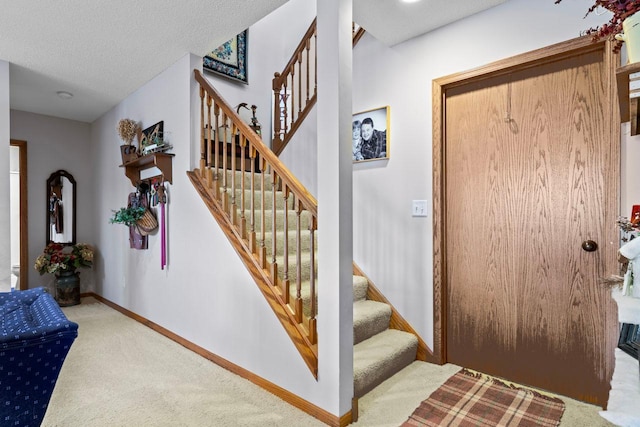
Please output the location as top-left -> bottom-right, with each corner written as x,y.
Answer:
10,139 -> 27,290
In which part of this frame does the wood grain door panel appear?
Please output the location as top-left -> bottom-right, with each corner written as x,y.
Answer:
443,47 -> 618,406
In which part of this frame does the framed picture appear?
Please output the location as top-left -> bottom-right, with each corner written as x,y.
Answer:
138,121 -> 164,154
203,30 -> 248,84
352,106 -> 389,162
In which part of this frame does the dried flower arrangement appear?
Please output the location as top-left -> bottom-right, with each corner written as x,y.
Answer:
117,119 -> 140,145
34,243 -> 94,276
556,0 -> 640,51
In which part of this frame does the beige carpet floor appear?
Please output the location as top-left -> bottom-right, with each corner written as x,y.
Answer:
43,299 -> 615,426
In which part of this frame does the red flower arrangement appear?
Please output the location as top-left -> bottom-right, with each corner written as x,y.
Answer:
34,242 -> 94,276
556,0 -> 640,51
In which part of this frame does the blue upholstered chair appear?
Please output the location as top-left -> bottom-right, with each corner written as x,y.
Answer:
0,287 -> 78,426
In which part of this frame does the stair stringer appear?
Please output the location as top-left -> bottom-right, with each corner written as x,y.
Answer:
187,170 -> 318,377
352,262 -> 433,363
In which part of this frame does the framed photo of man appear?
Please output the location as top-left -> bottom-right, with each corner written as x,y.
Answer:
352,106 -> 389,162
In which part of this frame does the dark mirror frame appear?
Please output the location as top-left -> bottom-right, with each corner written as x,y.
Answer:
46,170 -> 76,246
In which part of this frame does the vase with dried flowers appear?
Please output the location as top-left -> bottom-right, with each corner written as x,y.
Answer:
117,118 -> 141,163
556,0 -> 640,59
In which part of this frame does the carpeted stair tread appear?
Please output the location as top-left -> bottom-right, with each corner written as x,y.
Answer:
353,276 -> 368,302
353,300 -> 392,345
353,329 -> 418,398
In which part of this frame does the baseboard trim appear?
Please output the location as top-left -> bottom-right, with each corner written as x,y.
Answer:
81,292 -> 351,426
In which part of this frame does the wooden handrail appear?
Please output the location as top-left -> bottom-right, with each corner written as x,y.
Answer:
194,69 -> 319,376
274,19 -> 317,90
196,70 -> 317,217
272,19 -> 317,156
272,19 -> 366,156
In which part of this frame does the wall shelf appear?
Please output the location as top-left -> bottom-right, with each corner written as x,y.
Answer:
616,62 -> 640,135
120,152 -> 174,187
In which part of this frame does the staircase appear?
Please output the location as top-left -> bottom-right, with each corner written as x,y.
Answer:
193,163 -> 419,399
352,276 -> 419,398
189,18 -> 429,416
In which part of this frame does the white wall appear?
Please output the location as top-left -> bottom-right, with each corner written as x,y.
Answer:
279,110 -> 318,195
622,123 -> 640,215
351,0 -> 609,347
10,110 -> 94,292
0,60 -> 9,292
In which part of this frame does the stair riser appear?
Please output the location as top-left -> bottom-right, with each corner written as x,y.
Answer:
273,254 -> 317,283
284,276 -> 371,320
353,302 -> 392,345
222,188 -> 294,211
263,232 -> 317,258
246,209 -> 314,234
218,169 -> 275,192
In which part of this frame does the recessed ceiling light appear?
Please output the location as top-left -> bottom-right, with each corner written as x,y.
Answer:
56,91 -> 73,99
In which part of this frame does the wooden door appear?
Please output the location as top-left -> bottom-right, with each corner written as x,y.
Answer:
436,39 -> 619,406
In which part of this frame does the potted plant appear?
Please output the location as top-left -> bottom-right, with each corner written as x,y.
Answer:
110,206 -> 158,235
117,118 -> 141,163
556,0 -> 640,56
109,206 -> 146,226
34,242 -> 94,306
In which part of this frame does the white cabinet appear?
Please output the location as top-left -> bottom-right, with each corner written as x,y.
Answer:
600,290 -> 640,427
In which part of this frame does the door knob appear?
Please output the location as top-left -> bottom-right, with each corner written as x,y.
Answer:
581,240 -> 598,252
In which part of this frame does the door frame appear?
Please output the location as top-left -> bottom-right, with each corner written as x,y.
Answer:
10,139 -> 28,290
431,36 -> 620,365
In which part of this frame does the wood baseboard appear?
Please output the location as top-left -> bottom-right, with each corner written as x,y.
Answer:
80,292 -> 351,426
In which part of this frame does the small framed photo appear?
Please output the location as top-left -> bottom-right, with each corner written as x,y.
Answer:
203,30 -> 248,84
352,106 -> 389,162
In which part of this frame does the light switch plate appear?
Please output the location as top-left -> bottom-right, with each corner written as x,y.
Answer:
412,200 -> 428,217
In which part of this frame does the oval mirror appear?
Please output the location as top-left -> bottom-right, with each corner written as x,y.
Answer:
46,170 -> 76,245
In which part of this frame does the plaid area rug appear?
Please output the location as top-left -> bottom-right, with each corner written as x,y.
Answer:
402,369 -> 565,427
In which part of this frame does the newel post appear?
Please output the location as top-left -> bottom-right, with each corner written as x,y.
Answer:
272,72 -> 283,152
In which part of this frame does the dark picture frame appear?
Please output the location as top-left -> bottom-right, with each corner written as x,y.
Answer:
352,106 -> 389,162
203,30 -> 248,84
139,121 -> 164,154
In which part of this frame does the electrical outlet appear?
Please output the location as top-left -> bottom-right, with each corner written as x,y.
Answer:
412,200 -> 427,217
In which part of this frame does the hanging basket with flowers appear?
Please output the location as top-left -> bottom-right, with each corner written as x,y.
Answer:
556,0 -> 640,53
109,206 -> 158,236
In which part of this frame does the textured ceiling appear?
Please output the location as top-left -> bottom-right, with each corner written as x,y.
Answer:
353,0 -> 508,46
0,0 -> 288,123
1,0 -> 507,123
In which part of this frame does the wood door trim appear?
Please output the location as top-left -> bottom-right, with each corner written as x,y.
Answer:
10,139 -> 28,290
431,35 -> 620,365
